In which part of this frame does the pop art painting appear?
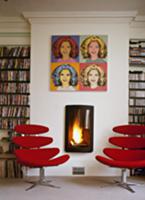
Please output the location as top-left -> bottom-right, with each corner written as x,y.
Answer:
50,35 -> 108,91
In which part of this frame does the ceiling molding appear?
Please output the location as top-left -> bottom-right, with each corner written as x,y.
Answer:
135,15 -> 145,21
130,15 -> 145,28
0,17 -> 25,23
23,11 -> 137,24
0,17 -> 30,33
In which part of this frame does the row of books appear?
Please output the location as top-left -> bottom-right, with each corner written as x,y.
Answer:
129,90 -> 145,98
129,107 -> 145,115
0,159 -> 22,178
0,46 -> 30,58
0,95 -> 29,105
129,47 -> 145,57
0,107 -> 30,117
130,40 -> 145,48
129,72 -> 145,81
129,98 -> 145,106
0,83 -> 30,93
129,115 -> 145,124
129,57 -> 145,65
0,71 -> 30,81
0,119 -> 29,130
129,82 -> 145,89
0,58 -> 30,69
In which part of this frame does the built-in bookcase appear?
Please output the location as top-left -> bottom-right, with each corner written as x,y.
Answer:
129,39 -> 145,176
0,45 -> 30,178
129,39 -> 145,125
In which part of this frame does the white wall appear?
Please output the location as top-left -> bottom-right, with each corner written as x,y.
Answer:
28,14 -> 130,176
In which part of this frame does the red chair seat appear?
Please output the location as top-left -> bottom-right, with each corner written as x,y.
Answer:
103,148 -> 145,161
15,148 -> 60,160
96,155 -> 145,169
96,148 -> 145,169
14,124 -> 49,135
12,136 -> 53,148
109,136 -> 145,149
18,155 -> 70,167
15,148 -> 70,167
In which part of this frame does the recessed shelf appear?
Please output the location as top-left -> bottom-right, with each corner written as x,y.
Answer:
129,39 -> 145,125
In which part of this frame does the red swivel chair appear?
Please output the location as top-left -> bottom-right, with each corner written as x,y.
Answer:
12,124 -> 70,191
96,124 -> 145,193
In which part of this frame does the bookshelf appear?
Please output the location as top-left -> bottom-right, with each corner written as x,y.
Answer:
129,39 -> 145,67
129,39 -> 145,176
0,45 -> 30,178
129,39 -> 145,125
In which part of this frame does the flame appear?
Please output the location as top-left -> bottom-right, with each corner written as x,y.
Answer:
71,120 -> 83,145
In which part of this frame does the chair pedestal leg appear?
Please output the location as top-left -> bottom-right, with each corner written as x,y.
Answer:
115,169 -> 135,193
25,167 -> 60,191
22,166 -> 28,179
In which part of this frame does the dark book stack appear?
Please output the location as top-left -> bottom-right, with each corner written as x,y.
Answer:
0,158 -> 22,178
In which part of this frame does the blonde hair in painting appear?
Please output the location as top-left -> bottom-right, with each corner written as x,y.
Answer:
80,35 -> 107,59
80,64 -> 106,87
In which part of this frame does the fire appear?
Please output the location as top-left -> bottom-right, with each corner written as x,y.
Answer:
71,120 -> 83,145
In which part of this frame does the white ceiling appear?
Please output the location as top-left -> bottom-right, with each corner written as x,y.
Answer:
0,0 -> 145,17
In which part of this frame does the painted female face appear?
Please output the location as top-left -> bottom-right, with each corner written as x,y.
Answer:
59,69 -> 71,86
88,41 -> 99,59
88,69 -> 99,86
60,41 -> 72,58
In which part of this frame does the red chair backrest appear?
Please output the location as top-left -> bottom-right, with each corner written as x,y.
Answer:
109,136 -> 145,149
14,124 -> 49,135
12,136 -> 53,148
113,125 -> 145,135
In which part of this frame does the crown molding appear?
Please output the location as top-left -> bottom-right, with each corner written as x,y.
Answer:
135,15 -> 145,22
23,11 -> 137,24
0,17 -> 30,33
0,17 -> 25,23
130,15 -> 145,28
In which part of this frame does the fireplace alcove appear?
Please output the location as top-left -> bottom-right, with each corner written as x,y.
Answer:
65,105 -> 94,152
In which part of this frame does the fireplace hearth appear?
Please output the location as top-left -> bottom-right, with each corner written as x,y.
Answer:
65,105 -> 94,152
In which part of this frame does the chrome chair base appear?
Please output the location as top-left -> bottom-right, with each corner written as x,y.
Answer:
25,179 -> 60,191
114,180 -> 135,193
114,169 -> 135,193
24,167 -> 60,191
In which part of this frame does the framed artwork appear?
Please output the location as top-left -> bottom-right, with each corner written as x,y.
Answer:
50,35 -> 108,91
